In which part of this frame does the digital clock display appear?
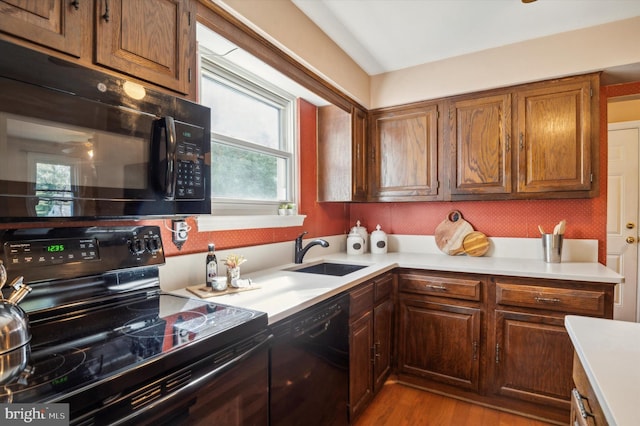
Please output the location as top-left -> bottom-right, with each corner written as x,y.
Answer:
46,244 -> 65,253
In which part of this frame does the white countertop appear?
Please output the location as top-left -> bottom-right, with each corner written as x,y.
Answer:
171,251 -> 622,325
565,315 -> 640,426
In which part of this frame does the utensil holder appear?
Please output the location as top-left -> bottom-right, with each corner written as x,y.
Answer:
542,234 -> 563,263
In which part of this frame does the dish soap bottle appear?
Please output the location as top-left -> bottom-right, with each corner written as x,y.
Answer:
206,243 -> 218,289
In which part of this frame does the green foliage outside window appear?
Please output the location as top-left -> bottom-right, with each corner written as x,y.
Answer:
211,143 -> 278,200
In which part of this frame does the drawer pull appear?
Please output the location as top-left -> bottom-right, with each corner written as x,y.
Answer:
572,389 -> 595,421
534,296 -> 561,304
426,284 -> 447,291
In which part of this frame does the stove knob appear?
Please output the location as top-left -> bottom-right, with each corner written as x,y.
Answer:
129,238 -> 145,255
146,235 -> 162,254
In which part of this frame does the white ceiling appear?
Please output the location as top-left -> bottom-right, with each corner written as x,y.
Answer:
292,0 -> 640,76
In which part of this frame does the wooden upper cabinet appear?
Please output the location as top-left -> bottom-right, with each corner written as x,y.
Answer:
317,105 -> 367,202
369,102 -> 441,201
366,73 -> 597,202
515,77 -> 594,194
95,0 -> 194,94
0,0 -> 85,57
447,94 -> 512,197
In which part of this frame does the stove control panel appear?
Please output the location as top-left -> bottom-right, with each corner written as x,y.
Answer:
0,226 -> 165,283
4,237 -> 100,267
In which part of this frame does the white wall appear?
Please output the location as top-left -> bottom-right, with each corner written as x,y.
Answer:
371,16 -> 640,108
216,2 -> 640,110
216,0 -> 371,107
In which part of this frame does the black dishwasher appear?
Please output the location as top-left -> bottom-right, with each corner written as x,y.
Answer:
270,294 -> 350,426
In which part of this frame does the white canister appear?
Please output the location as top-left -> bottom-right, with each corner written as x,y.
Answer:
347,229 -> 365,255
370,224 -> 388,254
351,220 -> 368,253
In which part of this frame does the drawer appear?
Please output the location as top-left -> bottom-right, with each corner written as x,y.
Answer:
398,273 -> 481,301
373,273 -> 393,303
350,283 -> 374,319
495,282 -> 606,316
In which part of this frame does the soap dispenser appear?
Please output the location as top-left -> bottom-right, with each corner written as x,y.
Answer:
370,224 -> 388,254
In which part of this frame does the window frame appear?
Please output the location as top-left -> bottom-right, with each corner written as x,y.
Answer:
199,51 -> 299,217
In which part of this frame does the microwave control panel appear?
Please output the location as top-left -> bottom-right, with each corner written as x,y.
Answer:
175,122 -> 205,200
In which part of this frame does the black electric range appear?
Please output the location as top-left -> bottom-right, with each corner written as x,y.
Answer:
0,226 -> 269,424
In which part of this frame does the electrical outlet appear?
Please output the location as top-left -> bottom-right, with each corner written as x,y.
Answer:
172,220 -> 189,250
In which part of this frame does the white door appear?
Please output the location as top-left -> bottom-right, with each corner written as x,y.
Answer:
607,121 -> 640,321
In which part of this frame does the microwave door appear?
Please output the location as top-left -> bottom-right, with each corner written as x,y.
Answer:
150,117 -> 178,201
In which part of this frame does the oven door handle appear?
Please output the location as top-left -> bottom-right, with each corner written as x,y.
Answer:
110,333 -> 273,426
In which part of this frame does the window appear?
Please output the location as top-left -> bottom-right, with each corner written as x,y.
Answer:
198,25 -> 297,217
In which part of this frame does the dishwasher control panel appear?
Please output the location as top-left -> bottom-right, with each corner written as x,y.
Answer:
291,299 -> 344,337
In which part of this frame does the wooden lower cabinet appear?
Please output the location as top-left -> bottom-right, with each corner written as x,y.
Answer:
349,272 -> 394,422
350,307 -> 373,419
373,297 -> 394,392
398,298 -> 481,392
394,269 -> 614,425
571,352 -> 607,426
490,310 -> 574,410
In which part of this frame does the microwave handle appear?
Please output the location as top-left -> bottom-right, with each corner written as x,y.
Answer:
152,116 -> 178,200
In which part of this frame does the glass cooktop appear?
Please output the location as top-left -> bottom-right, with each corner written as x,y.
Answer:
2,294 -> 266,404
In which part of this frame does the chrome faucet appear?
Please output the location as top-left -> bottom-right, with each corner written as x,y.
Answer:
294,231 -> 329,264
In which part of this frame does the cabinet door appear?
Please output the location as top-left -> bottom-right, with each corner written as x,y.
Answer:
0,0 -> 84,57
369,103 -> 441,201
349,310 -> 374,421
95,0 -> 193,94
515,78 -> 593,193
317,105 -> 367,201
398,297 -> 481,391
448,94 -> 512,196
373,298 -> 393,393
491,309 -> 572,410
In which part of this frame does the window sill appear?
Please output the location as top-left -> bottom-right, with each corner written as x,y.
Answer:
196,214 -> 306,232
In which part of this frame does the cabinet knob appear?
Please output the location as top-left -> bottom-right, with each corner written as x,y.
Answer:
626,236 -> 636,244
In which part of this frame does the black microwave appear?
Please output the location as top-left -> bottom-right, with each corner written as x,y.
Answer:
0,41 -> 211,222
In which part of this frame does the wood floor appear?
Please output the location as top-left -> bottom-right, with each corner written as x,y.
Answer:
354,381 -> 557,426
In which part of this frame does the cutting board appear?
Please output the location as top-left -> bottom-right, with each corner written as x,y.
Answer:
462,231 -> 489,257
186,284 -> 260,299
435,211 -> 474,255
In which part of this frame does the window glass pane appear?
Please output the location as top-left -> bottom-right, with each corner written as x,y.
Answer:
201,76 -> 280,150
211,143 -> 287,201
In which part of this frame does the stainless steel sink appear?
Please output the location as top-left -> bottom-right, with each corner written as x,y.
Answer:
289,262 -> 367,276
